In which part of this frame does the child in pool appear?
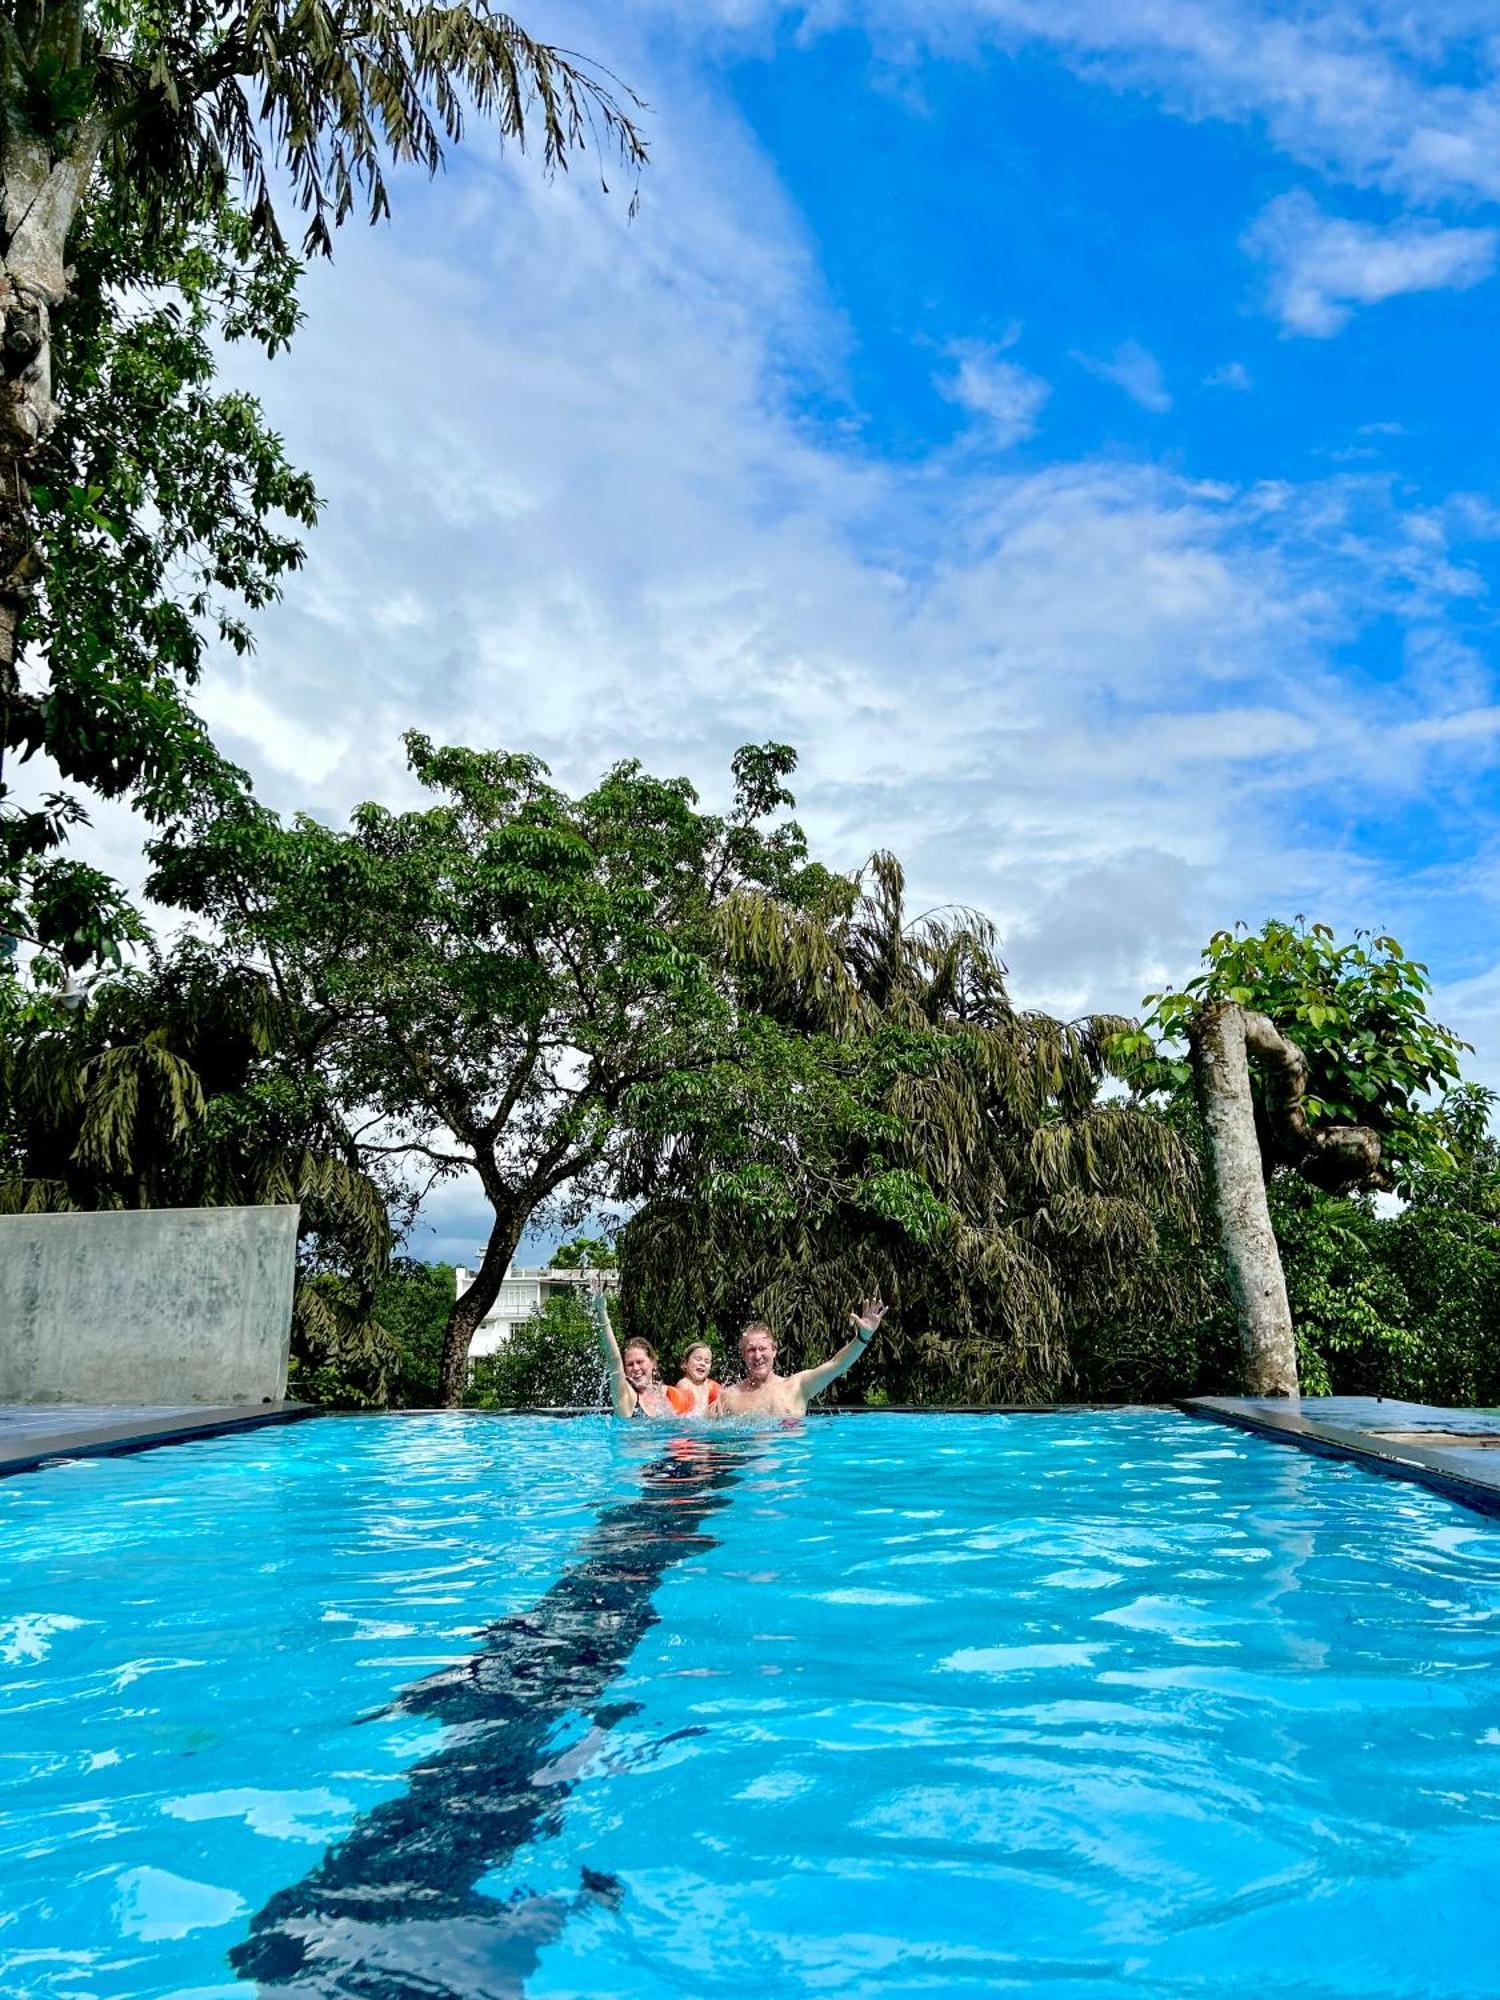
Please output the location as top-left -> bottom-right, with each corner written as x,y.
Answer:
667,1341 -> 721,1416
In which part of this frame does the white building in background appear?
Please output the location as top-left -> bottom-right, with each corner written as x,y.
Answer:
454,1262 -> 619,1360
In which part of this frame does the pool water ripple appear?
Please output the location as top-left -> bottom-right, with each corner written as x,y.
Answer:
3,1411 -> 1500,1997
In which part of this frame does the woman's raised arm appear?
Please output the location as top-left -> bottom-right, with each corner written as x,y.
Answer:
587,1272 -> 633,1418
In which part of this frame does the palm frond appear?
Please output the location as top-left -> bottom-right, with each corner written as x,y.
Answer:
98,2 -> 649,260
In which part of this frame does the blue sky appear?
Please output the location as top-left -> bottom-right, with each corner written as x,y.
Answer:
98,0 -> 1500,1264
735,28 -> 1500,484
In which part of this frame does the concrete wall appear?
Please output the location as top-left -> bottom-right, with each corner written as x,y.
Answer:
0,1205 -> 299,1404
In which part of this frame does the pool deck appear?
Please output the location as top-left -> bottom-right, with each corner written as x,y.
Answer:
0,1401 -> 316,1477
1182,1396 -> 1500,1516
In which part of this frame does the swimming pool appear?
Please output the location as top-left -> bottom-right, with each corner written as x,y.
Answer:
4,1410 -> 1499,1997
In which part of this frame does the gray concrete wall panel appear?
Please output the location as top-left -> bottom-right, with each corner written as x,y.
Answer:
0,1205 -> 298,1404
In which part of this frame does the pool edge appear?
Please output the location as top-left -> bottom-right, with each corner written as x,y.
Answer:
0,1401 -> 319,1477
1178,1397 -> 1500,1519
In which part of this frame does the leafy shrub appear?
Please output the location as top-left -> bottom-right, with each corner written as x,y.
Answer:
467,1292 -> 610,1409
370,1259 -> 455,1406
1269,1181 -> 1419,1397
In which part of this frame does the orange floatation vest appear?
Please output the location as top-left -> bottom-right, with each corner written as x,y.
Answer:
665,1380 -> 721,1415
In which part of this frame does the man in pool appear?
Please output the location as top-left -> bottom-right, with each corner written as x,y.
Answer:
716,1295 -> 887,1418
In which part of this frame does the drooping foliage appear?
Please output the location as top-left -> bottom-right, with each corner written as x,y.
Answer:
1,0 -> 648,263
0,943 -> 397,1397
622,853 -> 1205,1403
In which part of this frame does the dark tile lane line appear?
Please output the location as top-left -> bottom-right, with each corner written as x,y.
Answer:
231,1436 -> 747,1998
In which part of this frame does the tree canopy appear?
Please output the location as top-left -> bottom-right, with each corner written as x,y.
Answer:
623,852 -> 1205,1403
1124,918 -> 1470,1192
147,733 -> 836,1404
5,186 -> 314,968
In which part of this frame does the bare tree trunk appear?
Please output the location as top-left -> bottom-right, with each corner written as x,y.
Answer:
439,1209 -> 524,1409
1189,1001 -> 1299,1398
1,123 -> 102,708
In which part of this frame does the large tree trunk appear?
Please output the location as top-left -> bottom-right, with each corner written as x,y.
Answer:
1,123 -> 101,702
439,1209 -> 525,1409
1189,1001 -> 1299,1398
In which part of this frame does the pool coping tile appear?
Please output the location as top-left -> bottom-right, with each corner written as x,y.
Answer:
1180,1396 -> 1500,1518
0,1401 -> 318,1476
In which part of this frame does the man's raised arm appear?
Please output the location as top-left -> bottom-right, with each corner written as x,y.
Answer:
793,1295 -> 887,1406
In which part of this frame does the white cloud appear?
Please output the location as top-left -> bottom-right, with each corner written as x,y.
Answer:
1206,361 -> 1252,391
939,342 -> 1050,446
663,0 -> 1500,209
195,674 -> 351,788
1245,190 -> 1499,335
182,133 -> 1494,1044
1072,339 -> 1172,412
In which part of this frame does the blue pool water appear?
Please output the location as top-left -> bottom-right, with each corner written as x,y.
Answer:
3,1410 -> 1500,1998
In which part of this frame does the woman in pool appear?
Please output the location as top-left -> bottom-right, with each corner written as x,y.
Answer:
669,1342 -> 721,1417
587,1274 -> 674,1418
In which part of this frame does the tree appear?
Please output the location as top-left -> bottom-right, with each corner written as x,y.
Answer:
1265,1179 -> 1417,1399
467,1289 -> 607,1408
1263,1091 -> 1500,1404
622,852 -> 1203,1403
147,734 -> 830,1406
5,181 -> 316,965
373,1255 -> 455,1405
551,1232 -> 617,1269
1124,920 -> 1471,1396
2,0 -> 645,960
1371,1085 -> 1500,1406
0,939 -> 397,1393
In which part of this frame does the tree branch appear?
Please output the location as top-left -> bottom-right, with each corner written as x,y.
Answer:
358,1138 -> 474,1170
1241,1009 -> 1387,1192
386,1024 -> 487,1150
480,1025 -> 542,1142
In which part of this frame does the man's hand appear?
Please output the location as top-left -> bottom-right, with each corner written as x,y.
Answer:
850,1294 -> 887,1337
